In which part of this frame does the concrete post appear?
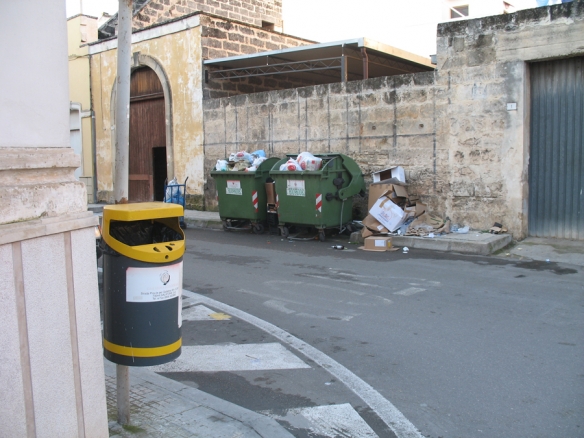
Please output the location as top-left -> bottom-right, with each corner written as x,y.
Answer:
114,0 -> 132,204
115,0 -> 133,425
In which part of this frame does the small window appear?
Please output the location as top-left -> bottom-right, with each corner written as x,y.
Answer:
262,21 -> 275,31
450,5 -> 469,19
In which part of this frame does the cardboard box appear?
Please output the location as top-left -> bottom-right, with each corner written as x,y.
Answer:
361,227 -> 374,238
369,193 -> 407,232
265,182 -> 276,205
368,182 -> 409,211
362,236 -> 393,251
362,214 -> 389,234
372,166 -> 406,183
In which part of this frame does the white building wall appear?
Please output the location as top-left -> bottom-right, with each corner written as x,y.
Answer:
0,0 -> 108,436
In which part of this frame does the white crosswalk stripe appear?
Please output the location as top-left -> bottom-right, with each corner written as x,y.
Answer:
262,404 -> 378,438
151,343 -> 311,372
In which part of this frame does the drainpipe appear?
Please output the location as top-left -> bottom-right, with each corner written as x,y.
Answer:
113,0 -> 132,205
91,110 -> 97,203
361,47 -> 369,80
340,44 -> 348,83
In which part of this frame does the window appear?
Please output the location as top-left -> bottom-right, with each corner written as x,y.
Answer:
450,5 -> 469,19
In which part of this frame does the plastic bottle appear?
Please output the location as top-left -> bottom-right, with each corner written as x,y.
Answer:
331,245 -> 345,250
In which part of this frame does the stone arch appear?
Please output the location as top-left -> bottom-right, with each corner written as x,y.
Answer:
110,52 -> 174,184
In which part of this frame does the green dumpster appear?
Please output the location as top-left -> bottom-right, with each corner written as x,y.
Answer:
211,157 -> 280,234
102,202 -> 184,367
270,154 -> 365,241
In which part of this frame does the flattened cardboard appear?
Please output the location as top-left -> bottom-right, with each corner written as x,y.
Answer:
362,236 -> 393,251
361,227 -> 374,238
362,214 -> 389,234
369,194 -> 407,232
265,182 -> 276,205
368,183 -> 393,211
368,182 -> 409,211
372,166 -> 406,183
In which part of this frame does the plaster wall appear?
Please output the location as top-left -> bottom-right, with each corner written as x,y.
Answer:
91,23 -> 205,205
0,1 -> 107,435
0,4 -> 70,148
68,14 -> 98,198
203,3 -> 584,237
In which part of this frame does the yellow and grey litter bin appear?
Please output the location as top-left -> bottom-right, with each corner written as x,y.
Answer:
102,202 -> 184,366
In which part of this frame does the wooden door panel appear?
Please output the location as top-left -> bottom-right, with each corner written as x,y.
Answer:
128,67 -> 166,202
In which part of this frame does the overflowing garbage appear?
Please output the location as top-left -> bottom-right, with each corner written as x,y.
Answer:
278,152 -> 323,171
215,150 -> 267,172
359,166 -> 486,242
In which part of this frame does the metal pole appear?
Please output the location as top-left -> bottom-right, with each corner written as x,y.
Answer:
361,47 -> 369,80
114,0 -> 133,205
115,0 -> 133,426
116,364 -> 130,425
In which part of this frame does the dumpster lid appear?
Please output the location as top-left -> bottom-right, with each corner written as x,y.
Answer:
103,202 -> 183,222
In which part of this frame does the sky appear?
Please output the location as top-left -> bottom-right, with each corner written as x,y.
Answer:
66,0 -> 542,57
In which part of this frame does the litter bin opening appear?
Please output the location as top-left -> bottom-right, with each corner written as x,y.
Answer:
110,219 -> 184,246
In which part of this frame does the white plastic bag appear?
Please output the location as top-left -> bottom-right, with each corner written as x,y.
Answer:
245,166 -> 257,172
252,156 -> 267,167
229,151 -> 253,163
165,178 -> 178,202
297,152 -> 322,171
304,156 -> 322,171
251,149 -> 266,158
215,159 -> 228,171
279,159 -> 301,171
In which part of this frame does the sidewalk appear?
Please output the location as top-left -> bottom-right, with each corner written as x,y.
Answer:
104,359 -> 293,437
90,204 -> 584,265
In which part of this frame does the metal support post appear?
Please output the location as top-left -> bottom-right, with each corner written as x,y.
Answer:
114,0 -> 133,426
114,0 -> 133,204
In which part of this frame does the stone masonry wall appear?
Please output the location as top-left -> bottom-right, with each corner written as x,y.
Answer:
135,0 -> 283,30
203,72 -> 444,219
202,3 -> 584,237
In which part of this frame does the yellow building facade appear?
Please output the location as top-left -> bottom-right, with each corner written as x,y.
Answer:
89,16 -> 205,208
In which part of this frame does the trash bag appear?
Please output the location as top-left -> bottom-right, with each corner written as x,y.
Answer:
215,159 -> 228,171
279,159 -> 301,171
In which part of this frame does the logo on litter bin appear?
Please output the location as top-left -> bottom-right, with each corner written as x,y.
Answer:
160,270 -> 171,285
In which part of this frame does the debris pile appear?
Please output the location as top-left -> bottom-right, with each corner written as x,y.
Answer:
215,150 -> 267,172
360,166 -> 449,241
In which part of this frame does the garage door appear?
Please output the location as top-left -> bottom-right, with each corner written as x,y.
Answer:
529,56 -> 583,240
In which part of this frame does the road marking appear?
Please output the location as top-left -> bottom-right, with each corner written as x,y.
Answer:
264,299 -> 295,314
301,274 -> 386,289
262,403 -> 377,438
151,343 -> 310,372
182,304 -> 232,321
183,289 -> 423,438
393,287 -> 426,296
239,289 -> 357,321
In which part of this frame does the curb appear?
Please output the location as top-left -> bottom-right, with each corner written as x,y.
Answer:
349,231 -> 512,256
183,217 -> 223,229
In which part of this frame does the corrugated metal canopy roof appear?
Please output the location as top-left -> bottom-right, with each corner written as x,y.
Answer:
204,38 -> 435,84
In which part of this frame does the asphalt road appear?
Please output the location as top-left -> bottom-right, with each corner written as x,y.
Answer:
172,226 -> 583,438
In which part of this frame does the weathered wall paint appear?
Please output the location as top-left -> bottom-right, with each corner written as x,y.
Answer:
91,26 -> 205,206
203,3 -> 584,238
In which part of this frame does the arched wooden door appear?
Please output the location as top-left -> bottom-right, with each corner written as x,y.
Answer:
129,67 -> 167,202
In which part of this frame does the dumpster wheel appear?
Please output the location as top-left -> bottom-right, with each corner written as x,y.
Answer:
318,229 -> 326,242
252,223 -> 265,235
280,226 -> 290,238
